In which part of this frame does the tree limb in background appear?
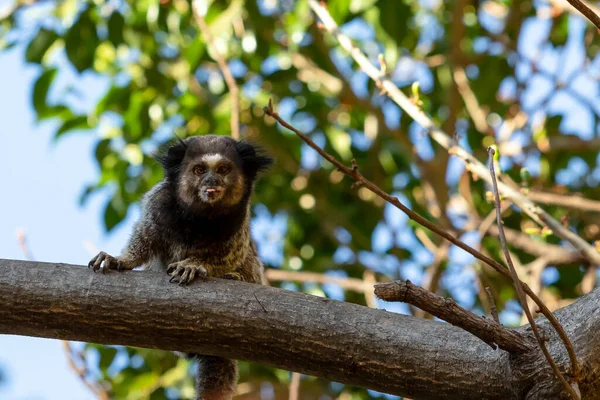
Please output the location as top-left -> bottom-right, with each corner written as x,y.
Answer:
452,66 -> 493,135
265,269 -> 372,294
288,372 -> 300,400
488,147 -> 580,399
307,0 -> 600,266
263,99 -> 577,367
3,259 -> 600,399
192,1 -> 240,139
528,190 -> 600,213
374,279 -> 530,352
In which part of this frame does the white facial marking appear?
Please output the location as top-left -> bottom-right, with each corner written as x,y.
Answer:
200,153 -> 224,168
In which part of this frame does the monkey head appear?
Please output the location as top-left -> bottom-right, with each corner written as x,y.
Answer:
157,135 -> 273,213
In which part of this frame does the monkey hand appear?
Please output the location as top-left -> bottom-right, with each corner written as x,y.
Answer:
88,251 -> 125,274
222,272 -> 245,281
167,259 -> 208,285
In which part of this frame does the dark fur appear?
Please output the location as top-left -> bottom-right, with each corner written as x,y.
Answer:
88,134 -> 273,400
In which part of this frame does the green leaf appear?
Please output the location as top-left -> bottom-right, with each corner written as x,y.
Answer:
25,28 -> 59,64
103,198 -> 125,231
94,138 -> 112,164
54,115 -> 92,140
98,346 -> 118,372
32,68 -> 57,117
128,372 -> 161,392
38,105 -> 74,121
65,7 -> 99,72
107,12 -> 125,46
328,0 -> 352,23
375,0 -> 410,44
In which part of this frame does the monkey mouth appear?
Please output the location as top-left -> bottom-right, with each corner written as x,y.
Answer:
203,186 -> 225,200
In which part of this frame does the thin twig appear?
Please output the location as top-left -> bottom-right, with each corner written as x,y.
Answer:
375,280 -> 530,352
289,372 -> 301,400
192,1 -> 240,139
564,0 -> 600,29
415,242 -> 450,319
484,287 -> 500,324
307,0 -> 600,266
263,99 -> 580,376
452,66 -> 492,135
62,341 -> 110,400
488,147 -> 579,400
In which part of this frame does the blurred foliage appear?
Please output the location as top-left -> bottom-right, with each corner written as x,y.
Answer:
2,0 -> 600,398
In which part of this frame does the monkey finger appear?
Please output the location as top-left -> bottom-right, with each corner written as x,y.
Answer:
92,253 -> 106,273
88,254 -> 99,269
197,266 -> 208,281
187,268 -> 197,283
179,268 -> 191,285
166,263 -> 179,274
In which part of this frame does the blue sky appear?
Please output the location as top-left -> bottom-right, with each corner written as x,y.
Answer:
0,44 -> 135,400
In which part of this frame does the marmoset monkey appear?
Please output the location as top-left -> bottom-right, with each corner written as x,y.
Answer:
88,134 -> 273,400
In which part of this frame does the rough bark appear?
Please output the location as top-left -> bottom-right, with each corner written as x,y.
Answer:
1,259 -> 599,399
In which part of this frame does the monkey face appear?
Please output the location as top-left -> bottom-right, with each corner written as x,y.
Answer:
157,135 -> 273,213
184,153 -> 245,206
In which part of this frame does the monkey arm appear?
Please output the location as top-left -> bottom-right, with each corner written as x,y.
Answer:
88,221 -> 156,273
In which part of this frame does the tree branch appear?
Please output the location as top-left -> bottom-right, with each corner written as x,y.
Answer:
307,0 -> 600,267
192,1 -> 240,139
0,259 -> 518,399
374,280 -> 531,353
564,0 -> 600,29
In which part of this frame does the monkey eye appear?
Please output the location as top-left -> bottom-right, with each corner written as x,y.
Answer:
193,165 -> 207,175
216,165 -> 230,175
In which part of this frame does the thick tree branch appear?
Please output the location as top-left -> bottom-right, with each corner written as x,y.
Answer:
307,0 -> 600,267
1,259 -> 518,399
374,280 -> 531,353
2,259 -> 600,399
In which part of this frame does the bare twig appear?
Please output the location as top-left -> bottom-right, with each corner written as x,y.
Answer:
62,341 -> 110,400
191,1 -> 240,139
289,372 -> 301,400
375,280 -> 530,352
488,147 -> 579,399
307,0 -> 600,266
484,287 -> 500,324
263,99 -> 579,375
415,242 -> 450,319
564,0 -> 600,29
452,66 -> 492,135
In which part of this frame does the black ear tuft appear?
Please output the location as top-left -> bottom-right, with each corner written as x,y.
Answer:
235,140 -> 274,180
155,138 -> 188,182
